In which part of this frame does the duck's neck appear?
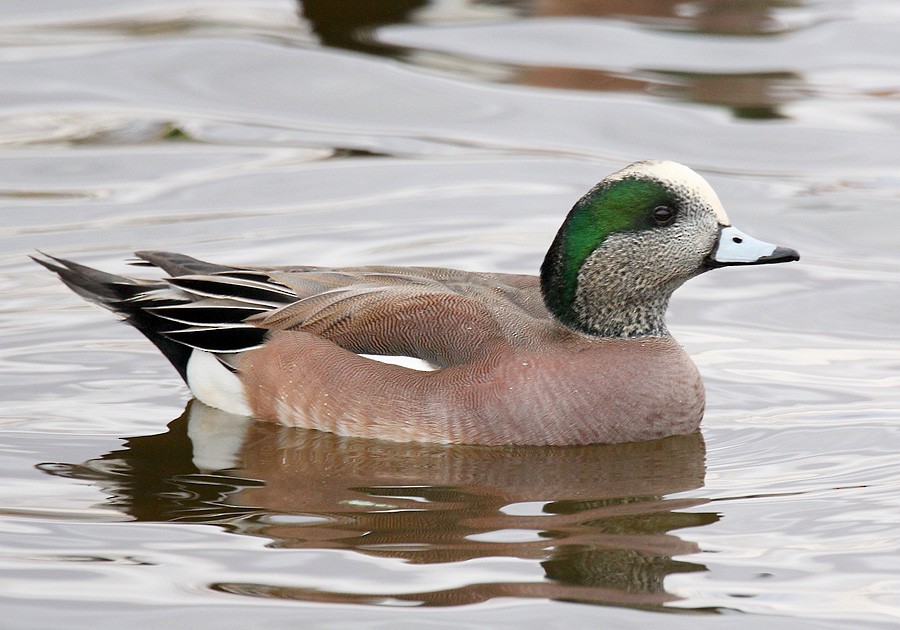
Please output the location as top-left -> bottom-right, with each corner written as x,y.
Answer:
541,240 -> 674,339
570,287 -> 671,338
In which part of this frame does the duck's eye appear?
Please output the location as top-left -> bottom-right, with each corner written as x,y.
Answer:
652,205 -> 676,225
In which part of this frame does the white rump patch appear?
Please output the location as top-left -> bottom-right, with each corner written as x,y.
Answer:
360,354 -> 437,371
186,349 -> 252,416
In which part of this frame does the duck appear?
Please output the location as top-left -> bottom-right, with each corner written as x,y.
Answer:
35,160 -> 798,446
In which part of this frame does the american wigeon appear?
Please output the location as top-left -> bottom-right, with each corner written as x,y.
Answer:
36,160 -> 798,445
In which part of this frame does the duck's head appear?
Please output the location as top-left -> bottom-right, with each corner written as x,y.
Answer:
540,160 -> 799,338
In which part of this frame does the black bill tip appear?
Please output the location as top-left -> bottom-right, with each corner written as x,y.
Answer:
757,246 -> 800,265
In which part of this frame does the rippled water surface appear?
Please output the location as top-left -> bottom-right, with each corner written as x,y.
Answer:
1,1 -> 899,628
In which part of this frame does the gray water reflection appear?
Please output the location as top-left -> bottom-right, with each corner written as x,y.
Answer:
40,401 -> 716,610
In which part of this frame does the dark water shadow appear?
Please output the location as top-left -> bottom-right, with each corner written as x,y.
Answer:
300,0 -> 430,57
39,401 -> 717,611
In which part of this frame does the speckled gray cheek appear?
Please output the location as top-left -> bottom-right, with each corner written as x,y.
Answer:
572,233 -> 673,338
570,203 -> 721,339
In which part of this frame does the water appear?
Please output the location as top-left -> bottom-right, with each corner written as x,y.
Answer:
1,1 -> 899,627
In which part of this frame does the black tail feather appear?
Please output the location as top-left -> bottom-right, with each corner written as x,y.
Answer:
126,314 -> 194,382
133,251 -> 236,277
31,253 -> 148,305
34,252 -> 286,383
34,253 -> 194,381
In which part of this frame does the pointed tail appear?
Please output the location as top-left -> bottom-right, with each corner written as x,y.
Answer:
33,253 -> 195,381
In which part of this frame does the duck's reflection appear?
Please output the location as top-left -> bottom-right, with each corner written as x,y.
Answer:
40,401 -> 715,609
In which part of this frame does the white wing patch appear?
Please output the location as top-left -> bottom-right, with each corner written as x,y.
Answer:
360,354 -> 437,371
186,349 -> 252,416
